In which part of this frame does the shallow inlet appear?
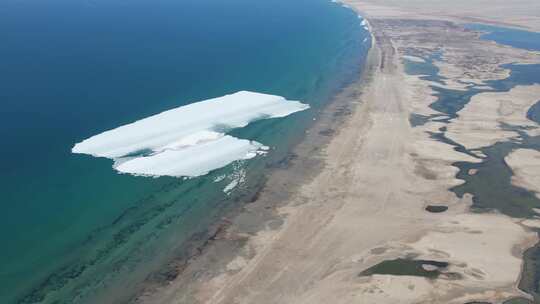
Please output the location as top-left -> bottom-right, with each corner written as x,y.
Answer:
404,24 -> 540,302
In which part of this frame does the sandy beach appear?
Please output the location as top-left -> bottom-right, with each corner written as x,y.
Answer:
134,1 -> 540,303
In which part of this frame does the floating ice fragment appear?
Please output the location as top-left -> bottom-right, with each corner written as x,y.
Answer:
214,174 -> 227,182
223,165 -> 247,194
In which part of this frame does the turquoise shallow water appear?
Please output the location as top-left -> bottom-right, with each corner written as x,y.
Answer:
0,0 -> 370,303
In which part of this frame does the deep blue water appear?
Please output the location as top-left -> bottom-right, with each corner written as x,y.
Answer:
0,0 -> 370,303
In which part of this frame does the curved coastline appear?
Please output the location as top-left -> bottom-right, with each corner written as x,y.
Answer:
132,10 -> 379,304
341,1 -> 540,303
3,2 -> 372,304
135,2 -> 540,304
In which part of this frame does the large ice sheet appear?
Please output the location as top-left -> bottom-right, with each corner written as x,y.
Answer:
72,91 -> 309,177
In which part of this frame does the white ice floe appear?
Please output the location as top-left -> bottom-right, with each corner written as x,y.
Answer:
73,91 -> 309,177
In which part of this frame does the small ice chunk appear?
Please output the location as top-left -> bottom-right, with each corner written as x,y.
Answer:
223,165 -> 247,194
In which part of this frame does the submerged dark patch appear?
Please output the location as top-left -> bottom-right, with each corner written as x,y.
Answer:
359,259 -> 449,279
318,129 -> 336,136
425,205 -> 448,213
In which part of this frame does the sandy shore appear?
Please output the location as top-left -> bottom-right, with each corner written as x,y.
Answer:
135,1 -> 540,303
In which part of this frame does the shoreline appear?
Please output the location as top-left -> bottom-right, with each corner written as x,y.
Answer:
135,2 -> 540,303
130,20 -> 378,303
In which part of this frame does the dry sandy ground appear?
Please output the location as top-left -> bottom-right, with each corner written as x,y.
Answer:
136,2 -> 540,304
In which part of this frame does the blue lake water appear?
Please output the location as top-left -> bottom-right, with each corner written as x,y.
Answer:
0,0 -> 370,303
465,23 -> 540,51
